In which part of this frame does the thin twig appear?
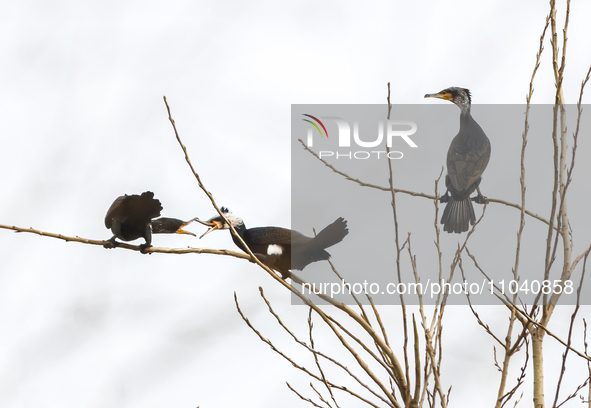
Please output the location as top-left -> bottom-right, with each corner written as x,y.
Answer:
308,309 -> 340,408
286,383 -> 325,408
235,292 -> 388,408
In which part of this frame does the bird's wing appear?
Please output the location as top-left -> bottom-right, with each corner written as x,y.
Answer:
125,192 -> 162,223
105,192 -> 162,228
447,127 -> 491,192
246,221 -> 348,248
105,195 -> 126,228
245,227 -> 309,246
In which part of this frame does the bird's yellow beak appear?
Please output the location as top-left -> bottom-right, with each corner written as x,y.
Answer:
424,91 -> 452,101
176,217 -> 198,236
176,227 -> 196,237
199,220 -> 223,239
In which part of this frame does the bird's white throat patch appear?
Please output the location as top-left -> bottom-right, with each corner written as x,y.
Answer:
267,244 -> 283,256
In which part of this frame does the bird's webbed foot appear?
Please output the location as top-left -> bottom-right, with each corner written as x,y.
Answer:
104,237 -> 120,249
439,191 -> 450,203
471,194 -> 489,204
139,243 -> 152,254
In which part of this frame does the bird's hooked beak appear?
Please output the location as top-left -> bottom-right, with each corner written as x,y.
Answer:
174,217 -> 198,236
424,90 -> 452,101
175,227 -> 196,237
195,219 -> 224,239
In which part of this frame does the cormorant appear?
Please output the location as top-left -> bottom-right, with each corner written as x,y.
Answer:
424,87 -> 491,234
104,191 -> 197,251
197,207 -> 349,279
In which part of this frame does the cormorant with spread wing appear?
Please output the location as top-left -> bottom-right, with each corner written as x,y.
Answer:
104,191 -> 197,251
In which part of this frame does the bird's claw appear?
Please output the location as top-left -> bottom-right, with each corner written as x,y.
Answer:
103,237 -> 120,249
439,192 -> 450,203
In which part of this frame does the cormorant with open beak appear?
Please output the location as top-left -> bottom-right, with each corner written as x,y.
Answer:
198,207 -> 349,279
424,87 -> 491,233
104,191 -> 197,252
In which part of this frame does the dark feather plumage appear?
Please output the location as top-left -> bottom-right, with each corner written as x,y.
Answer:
198,208 -> 349,278
150,217 -> 197,236
104,192 -> 196,250
104,192 -> 162,246
425,87 -> 491,233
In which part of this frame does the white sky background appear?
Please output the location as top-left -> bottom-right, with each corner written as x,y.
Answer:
1,0 -> 591,407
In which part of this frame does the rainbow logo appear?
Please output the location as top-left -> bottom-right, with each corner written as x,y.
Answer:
302,114 -> 328,138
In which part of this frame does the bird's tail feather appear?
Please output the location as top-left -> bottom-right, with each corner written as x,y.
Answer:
311,217 -> 349,249
441,197 -> 475,234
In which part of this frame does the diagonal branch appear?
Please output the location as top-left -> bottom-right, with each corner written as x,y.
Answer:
298,139 -> 555,229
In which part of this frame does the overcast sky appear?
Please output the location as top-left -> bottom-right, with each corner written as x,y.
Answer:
1,1 -> 591,407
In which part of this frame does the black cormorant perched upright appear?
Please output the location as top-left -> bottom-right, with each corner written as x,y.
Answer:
104,191 -> 197,251
424,87 -> 491,233
198,207 -> 349,279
